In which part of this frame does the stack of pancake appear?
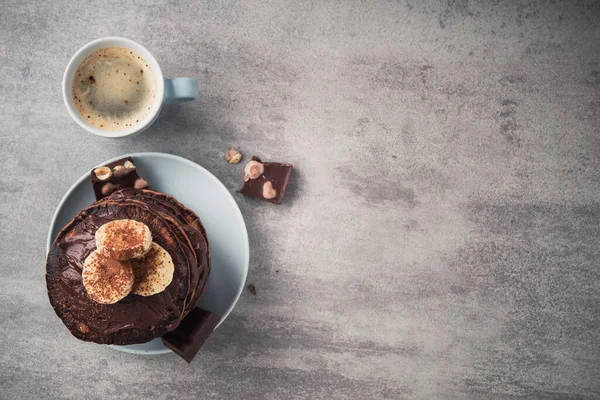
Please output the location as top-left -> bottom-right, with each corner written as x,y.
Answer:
46,188 -> 210,345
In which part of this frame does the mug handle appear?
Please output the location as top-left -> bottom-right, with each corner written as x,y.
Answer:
164,78 -> 199,104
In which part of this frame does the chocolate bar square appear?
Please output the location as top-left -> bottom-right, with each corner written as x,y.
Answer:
90,157 -> 148,200
240,157 -> 293,204
161,308 -> 220,363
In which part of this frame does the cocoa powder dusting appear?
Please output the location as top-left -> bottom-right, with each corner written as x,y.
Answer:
86,255 -> 133,303
106,221 -> 143,248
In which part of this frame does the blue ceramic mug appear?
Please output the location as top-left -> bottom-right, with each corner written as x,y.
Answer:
62,37 -> 198,138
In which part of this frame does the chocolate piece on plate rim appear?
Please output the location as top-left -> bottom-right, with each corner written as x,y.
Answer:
91,157 -> 149,200
240,156 -> 293,204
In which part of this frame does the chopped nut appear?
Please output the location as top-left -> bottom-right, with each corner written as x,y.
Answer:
124,160 -> 135,169
113,165 -> 124,171
94,166 -> 112,181
262,181 -> 277,200
134,178 -> 148,189
113,166 -> 129,178
244,160 -> 264,180
225,147 -> 242,164
101,182 -> 116,196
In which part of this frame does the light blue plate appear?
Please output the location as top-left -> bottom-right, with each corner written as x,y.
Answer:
46,152 -> 249,355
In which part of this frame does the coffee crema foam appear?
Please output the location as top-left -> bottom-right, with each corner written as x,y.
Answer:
72,47 -> 156,131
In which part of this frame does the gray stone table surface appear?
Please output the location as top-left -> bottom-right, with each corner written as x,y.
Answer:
0,1 -> 599,399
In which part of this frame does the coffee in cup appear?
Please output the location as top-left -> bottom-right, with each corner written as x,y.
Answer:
63,37 -> 199,138
72,47 -> 156,131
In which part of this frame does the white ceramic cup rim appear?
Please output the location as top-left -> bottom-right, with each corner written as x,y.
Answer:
62,37 -> 165,138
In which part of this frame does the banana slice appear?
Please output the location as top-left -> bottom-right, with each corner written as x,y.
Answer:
82,250 -> 134,304
95,219 -> 152,260
130,243 -> 174,296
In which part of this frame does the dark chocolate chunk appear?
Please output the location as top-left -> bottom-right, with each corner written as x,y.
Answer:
240,157 -> 293,204
161,308 -> 220,363
90,157 -> 148,200
248,284 -> 256,295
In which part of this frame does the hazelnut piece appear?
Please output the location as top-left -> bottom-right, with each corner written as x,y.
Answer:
225,147 -> 242,164
244,160 -> 264,180
94,166 -> 112,181
134,178 -> 148,189
101,182 -> 116,196
113,166 -> 130,178
262,181 -> 277,200
124,160 -> 135,169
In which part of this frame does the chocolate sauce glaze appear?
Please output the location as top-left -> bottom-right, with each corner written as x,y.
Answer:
46,190 -> 209,345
